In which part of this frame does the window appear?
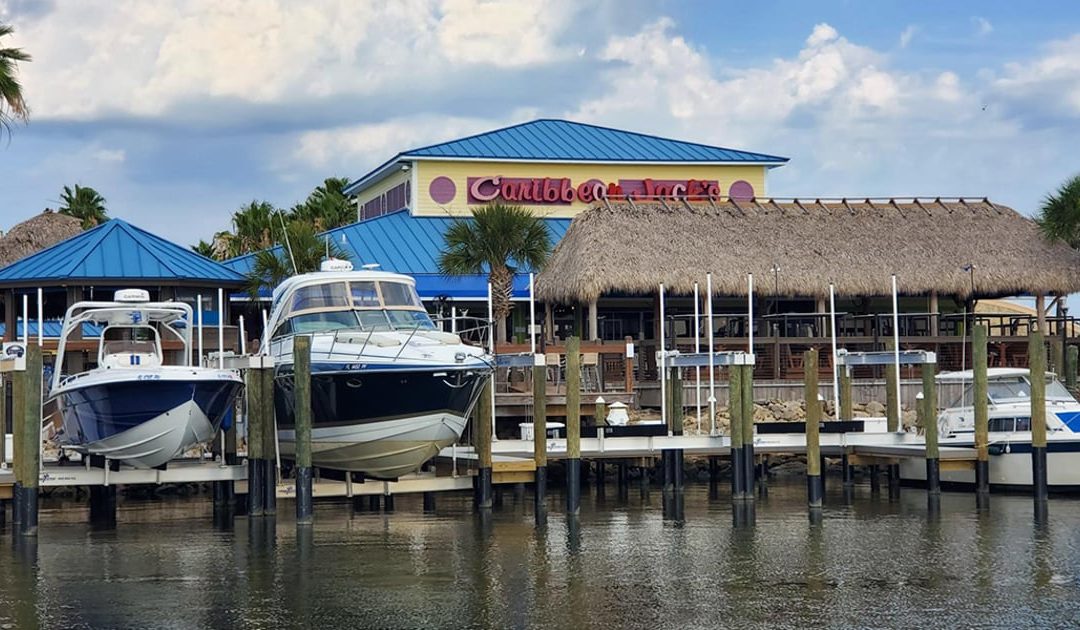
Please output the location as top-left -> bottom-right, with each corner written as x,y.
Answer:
350,281 -> 380,308
1046,379 -> 1076,402
988,417 -> 1014,432
356,310 -> 392,331
1014,416 -> 1031,431
987,378 -> 1030,403
380,282 -> 422,307
386,309 -> 436,330
289,283 -> 348,313
287,311 -> 358,334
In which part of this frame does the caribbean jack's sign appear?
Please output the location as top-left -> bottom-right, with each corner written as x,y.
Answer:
465,176 -> 754,204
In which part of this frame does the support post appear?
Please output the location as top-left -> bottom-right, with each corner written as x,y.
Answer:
974,325 -> 990,499
1030,330 -> 1048,502
565,337 -> 581,515
261,367 -> 277,516
247,367 -> 265,517
671,365 -> 684,493
729,364 -> 744,500
805,349 -> 823,509
532,355 -> 547,515
595,397 -> 607,427
884,341 -> 901,496
922,362 -> 939,495
839,366 -> 853,421
623,336 -> 634,395
294,336 -> 314,525
11,365 -> 23,527
475,378 -> 493,510
741,363 -> 754,498
1066,344 -> 1078,395
17,345 -> 41,536
0,376 -> 6,526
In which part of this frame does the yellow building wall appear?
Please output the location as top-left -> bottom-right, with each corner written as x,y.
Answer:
412,160 -> 770,217
354,167 -> 412,220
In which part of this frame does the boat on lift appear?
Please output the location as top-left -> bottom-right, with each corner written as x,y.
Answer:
261,259 -> 493,479
900,367 -> 1080,489
50,289 -> 244,469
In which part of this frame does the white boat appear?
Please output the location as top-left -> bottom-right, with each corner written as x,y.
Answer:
50,289 -> 244,469
261,260 -> 493,479
899,367 -> 1080,489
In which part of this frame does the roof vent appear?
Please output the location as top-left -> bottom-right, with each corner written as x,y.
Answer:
113,289 -> 150,303
320,258 -> 354,272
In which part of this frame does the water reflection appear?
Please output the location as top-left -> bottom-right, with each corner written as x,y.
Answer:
0,484 -> 1077,628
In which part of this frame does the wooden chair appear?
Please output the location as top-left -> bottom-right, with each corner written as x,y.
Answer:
582,352 -> 601,392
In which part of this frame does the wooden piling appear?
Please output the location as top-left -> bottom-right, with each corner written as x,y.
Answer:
671,365 -> 684,492
294,336 -> 314,525
839,366 -> 853,421
11,365 -> 23,527
246,367 -> 265,517
595,397 -> 607,427
565,337 -> 582,514
0,377 -> 6,527
261,366 -> 277,515
804,349 -> 823,508
884,342 -> 901,496
475,377 -> 493,509
1030,330 -> 1048,502
922,362 -> 939,495
741,363 -> 754,498
533,354 -> 547,514
1066,344 -> 1078,395
974,325 -> 990,498
729,365 -> 744,499
17,345 -> 41,536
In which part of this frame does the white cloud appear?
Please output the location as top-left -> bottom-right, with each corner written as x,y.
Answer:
972,16 -> 993,36
91,148 -> 126,163
899,25 -> 917,48
7,0 -> 592,120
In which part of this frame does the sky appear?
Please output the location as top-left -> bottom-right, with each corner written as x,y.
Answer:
2,0 -> 1080,253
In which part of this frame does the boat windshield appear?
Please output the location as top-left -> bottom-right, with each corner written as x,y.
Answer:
275,279 -> 435,336
946,375 -> 1077,407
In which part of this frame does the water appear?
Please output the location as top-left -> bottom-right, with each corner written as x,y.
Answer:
2,481 -> 1080,629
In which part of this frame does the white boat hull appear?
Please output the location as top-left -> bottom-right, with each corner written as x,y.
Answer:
277,412 -> 468,479
900,434 -> 1080,489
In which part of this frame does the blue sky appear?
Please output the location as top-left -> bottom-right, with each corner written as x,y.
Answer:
2,0 -> 1080,255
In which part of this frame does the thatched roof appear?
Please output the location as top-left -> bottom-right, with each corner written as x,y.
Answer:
537,198 -> 1080,302
0,210 -> 83,267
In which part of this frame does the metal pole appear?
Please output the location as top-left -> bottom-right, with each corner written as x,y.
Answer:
529,272 -> 536,355
451,306 -> 458,334
659,284 -> 667,435
487,282 -> 497,441
217,288 -> 225,367
706,273 -> 716,434
238,315 -> 247,355
21,294 -> 28,343
891,275 -> 901,431
36,288 -> 42,347
197,294 -> 204,366
829,283 -> 840,420
747,273 -> 754,355
693,282 -> 701,432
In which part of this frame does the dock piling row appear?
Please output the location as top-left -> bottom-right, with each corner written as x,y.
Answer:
565,337 -> 581,515
804,349 -> 823,509
294,335 -> 314,525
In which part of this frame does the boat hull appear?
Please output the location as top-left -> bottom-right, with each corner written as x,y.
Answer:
273,364 -> 487,478
899,436 -> 1080,490
55,375 -> 242,469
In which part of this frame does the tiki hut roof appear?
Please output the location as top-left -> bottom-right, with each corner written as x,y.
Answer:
536,198 -> 1080,301
0,210 -> 83,267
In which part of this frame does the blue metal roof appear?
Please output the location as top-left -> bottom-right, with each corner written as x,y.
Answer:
0,218 -> 247,287
0,322 -> 103,338
344,119 -> 788,194
223,210 -> 571,299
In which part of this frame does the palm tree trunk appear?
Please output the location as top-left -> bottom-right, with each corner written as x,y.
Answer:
489,265 -> 514,345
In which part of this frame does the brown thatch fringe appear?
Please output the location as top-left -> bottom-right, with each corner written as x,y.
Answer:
536,198 -> 1080,302
0,211 -> 83,268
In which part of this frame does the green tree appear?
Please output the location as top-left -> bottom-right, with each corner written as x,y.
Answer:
58,184 -> 109,229
245,220 -> 347,299
1036,174 -> 1080,248
290,176 -> 355,231
0,23 -> 30,138
437,203 -> 551,343
192,239 -> 216,258
228,200 -> 279,257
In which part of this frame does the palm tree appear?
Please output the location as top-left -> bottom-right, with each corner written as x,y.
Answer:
192,240 -> 216,258
438,203 -> 551,343
1036,174 -> 1080,248
58,184 -> 109,229
245,220 -> 347,298
230,200 -> 279,257
290,177 -> 355,231
0,23 -> 31,138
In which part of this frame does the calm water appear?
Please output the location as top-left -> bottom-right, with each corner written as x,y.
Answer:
2,480 -> 1080,629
